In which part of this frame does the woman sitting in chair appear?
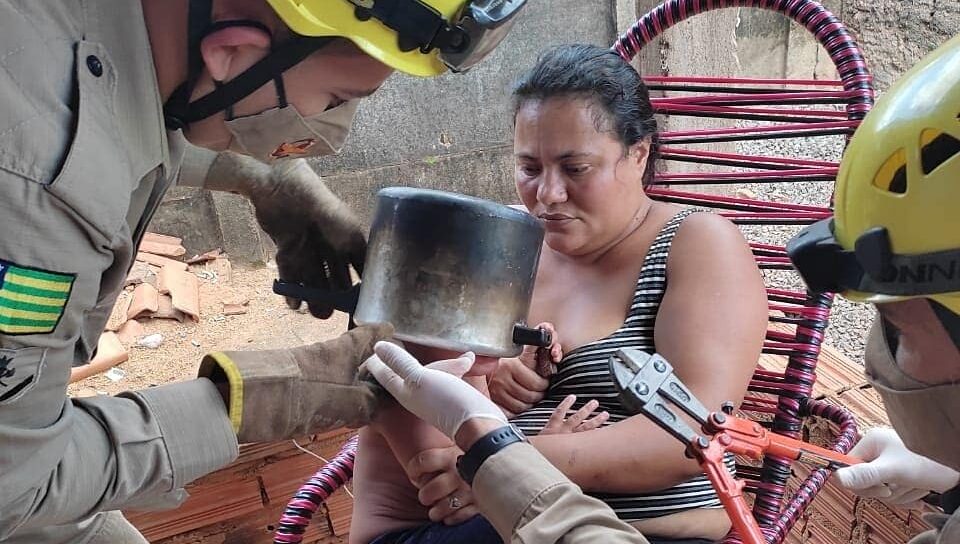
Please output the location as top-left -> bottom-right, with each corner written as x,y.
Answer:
356,44 -> 767,544
484,44 -> 769,543
410,43 -> 766,542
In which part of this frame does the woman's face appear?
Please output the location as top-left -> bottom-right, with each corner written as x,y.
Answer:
514,96 -> 651,257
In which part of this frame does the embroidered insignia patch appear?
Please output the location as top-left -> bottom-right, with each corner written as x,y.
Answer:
271,138 -> 316,159
0,260 -> 75,335
0,348 -> 43,404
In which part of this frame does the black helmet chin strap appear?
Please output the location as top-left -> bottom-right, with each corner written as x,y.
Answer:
163,0 -> 334,130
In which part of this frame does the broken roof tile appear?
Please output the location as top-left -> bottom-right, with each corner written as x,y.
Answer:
105,291 -> 132,331
136,252 -> 188,271
157,267 -> 200,322
187,248 -> 224,265
127,283 -> 160,320
140,232 -> 187,257
143,232 -> 183,246
154,294 -> 188,323
115,319 -> 145,345
125,261 -> 156,287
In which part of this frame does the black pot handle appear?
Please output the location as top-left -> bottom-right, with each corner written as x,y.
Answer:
512,325 -> 552,348
272,279 -> 361,315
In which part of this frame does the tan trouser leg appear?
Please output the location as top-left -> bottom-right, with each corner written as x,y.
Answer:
4,511 -> 147,544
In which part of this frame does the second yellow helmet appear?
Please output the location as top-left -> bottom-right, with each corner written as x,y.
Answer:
788,34 -> 960,314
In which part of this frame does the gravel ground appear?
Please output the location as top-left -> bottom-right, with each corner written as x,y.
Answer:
733,123 -> 875,364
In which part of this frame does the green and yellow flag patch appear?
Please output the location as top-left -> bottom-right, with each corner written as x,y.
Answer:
0,260 -> 74,335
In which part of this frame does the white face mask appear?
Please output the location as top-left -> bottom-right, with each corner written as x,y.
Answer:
224,99 -> 361,163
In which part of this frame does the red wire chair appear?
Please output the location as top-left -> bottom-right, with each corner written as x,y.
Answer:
274,2 -> 873,543
616,1 -> 871,542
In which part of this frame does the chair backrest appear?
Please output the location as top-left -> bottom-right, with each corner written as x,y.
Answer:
613,1 -> 873,542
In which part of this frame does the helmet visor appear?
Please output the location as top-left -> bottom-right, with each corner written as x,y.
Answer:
440,0 -> 526,72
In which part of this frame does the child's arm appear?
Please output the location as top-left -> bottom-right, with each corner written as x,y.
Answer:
373,400 -> 456,470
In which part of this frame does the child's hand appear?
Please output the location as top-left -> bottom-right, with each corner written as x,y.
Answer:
490,322 -> 562,416
540,394 -> 609,435
406,446 -> 478,525
521,322 -> 562,377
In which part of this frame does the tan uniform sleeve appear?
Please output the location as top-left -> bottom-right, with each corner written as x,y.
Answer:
907,509 -> 960,544
177,145 -> 271,193
0,6 -> 238,535
177,144 -> 219,189
472,443 -> 649,544
0,139 -> 240,537
864,316 -> 960,470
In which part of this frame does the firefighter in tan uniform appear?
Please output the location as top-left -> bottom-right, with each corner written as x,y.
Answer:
787,34 -> 960,544
0,1 -> 526,543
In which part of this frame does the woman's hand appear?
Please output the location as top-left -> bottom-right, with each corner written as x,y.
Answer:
490,322 -> 562,416
406,446 -> 479,525
540,394 -> 609,435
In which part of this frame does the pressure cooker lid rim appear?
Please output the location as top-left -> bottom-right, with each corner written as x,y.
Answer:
376,187 -> 541,229
354,322 -> 523,358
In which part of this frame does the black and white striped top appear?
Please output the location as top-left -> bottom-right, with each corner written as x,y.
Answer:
510,208 -> 735,521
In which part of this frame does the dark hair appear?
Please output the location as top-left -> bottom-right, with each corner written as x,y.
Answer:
512,44 -> 659,185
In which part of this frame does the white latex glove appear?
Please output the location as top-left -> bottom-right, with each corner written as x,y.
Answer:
365,342 -> 508,440
835,427 -> 960,504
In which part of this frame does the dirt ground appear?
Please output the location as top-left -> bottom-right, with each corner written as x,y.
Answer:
67,262 -> 350,398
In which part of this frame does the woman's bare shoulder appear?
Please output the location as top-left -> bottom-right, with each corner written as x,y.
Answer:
674,210 -> 747,248
668,210 -> 756,272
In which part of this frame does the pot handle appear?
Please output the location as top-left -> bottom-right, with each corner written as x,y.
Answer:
512,324 -> 553,348
272,279 -> 361,315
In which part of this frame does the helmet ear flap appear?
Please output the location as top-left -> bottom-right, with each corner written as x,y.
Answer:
786,219 -> 851,294
854,227 -> 895,282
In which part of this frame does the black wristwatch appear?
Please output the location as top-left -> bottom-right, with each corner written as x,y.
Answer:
457,424 -> 527,485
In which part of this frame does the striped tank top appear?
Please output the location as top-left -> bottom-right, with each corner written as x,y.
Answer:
510,208 -> 736,521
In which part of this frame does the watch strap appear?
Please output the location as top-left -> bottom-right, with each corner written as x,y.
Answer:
456,425 -> 525,485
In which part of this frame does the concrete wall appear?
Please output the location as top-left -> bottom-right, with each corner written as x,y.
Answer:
150,0 -> 958,261
313,0 -> 618,225
841,0 -> 959,89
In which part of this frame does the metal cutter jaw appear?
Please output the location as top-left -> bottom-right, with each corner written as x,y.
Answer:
609,348 -> 713,447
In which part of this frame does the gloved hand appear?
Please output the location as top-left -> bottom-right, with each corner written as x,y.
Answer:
199,323 -> 394,443
835,427 -> 960,504
204,152 -> 367,319
365,342 -> 508,441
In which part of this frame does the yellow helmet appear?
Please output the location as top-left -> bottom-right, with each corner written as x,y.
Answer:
788,34 -> 960,315
266,0 -> 527,77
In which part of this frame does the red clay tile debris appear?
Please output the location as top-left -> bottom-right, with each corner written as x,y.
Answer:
187,248 -> 224,265
137,252 -> 188,271
140,232 -> 187,257
115,319 -> 145,345
127,283 -> 160,320
125,261 -> 156,287
157,267 -> 200,322
154,294 -> 188,322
